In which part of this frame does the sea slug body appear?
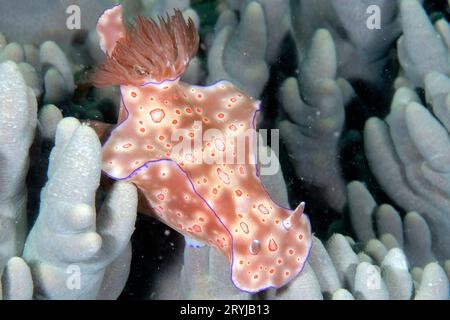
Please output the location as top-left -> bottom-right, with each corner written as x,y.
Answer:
93,5 -> 312,292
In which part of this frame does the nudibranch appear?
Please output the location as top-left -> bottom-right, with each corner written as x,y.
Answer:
93,5 -> 312,293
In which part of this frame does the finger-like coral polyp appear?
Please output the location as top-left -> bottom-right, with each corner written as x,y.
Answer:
93,9 -> 199,87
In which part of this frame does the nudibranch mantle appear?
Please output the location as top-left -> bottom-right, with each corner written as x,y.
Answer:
94,5 -> 312,293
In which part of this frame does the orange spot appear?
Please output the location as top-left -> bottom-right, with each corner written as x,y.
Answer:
239,167 -> 245,175
150,108 -> 165,123
212,188 -> 218,195
172,119 -> 178,125
258,204 -> 269,214
239,260 -> 244,265
159,135 -> 165,141
269,239 -> 278,252
285,271 -> 290,276
175,109 -> 181,115
188,132 -> 194,138
269,269 -> 275,274
217,168 -> 230,185
131,91 -> 137,98
185,153 -> 196,163
214,138 -> 226,151
140,128 -> 145,133
146,145 -> 154,150
199,217 -> 205,222
253,274 -> 259,280
156,193 -> 165,201
235,190 -> 243,197
165,143 -> 171,148
240,222 -> 249,234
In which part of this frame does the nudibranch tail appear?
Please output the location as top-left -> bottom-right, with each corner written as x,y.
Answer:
93,5 -> 199,87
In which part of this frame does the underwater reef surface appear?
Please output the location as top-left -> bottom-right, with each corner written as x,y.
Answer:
0,0 -> 449,300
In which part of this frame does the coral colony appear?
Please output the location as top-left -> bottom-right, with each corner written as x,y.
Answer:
93,5 -> 311,293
